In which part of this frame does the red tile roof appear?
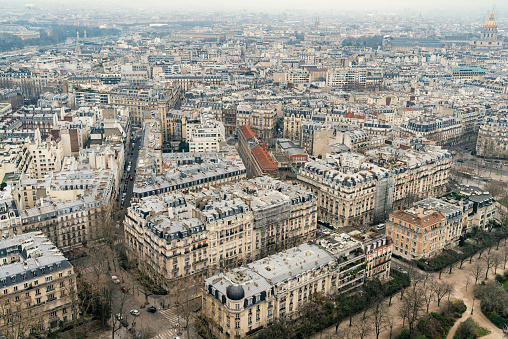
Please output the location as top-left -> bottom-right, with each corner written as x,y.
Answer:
239,125 -> 257,141
252,145 -> 278,171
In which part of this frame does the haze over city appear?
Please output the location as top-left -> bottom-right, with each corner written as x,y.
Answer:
0,1 -> 507,339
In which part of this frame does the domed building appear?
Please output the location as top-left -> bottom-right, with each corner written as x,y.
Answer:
471,11 -> 503,49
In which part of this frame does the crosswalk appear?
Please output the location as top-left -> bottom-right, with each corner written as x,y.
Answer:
153,328 -> 178,339
159,308 -> 180,324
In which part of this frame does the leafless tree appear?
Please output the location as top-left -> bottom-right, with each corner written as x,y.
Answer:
422,279 -> 435,313
398,286 -> 426,338
469,260 -> 486,286
482,251 -> 496,279
431,280 -> 452,307
492,253 -> 503,275
372,299 -> 389,339
352,313 -> 372,339
502,246 -> 508,270
111,287 -> 130,339
463,276 -> 473,291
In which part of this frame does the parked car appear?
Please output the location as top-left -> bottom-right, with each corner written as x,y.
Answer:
130,309 -> 139,316
121,286 -> 128,293
116,313 -> 123,321
147,306 -> 157,313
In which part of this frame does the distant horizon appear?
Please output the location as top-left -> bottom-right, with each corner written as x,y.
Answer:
2,0 -> 508,14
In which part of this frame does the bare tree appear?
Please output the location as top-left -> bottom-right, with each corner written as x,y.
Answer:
492,253 -> 503,275
111,287 -> 130,339
502,246 -> 508,270
422,279 -> 435,313
482,251 -> 496,279
469,260 -> 486,286
399,286 -> 426,338
352,313 -> 372,339
372,299 -> 389,339
463,276 -> 473,291
431,281 -> 452,307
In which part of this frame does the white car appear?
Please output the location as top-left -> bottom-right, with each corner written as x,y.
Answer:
130,309 -> 139,316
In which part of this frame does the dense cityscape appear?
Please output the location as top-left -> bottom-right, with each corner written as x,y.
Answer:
0,1 -> 507,339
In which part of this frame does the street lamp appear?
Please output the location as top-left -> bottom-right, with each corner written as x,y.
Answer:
471,298 -> 475,315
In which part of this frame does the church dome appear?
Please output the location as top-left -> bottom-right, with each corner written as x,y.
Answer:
226,284 -> 245,300
485,11 -> 497,27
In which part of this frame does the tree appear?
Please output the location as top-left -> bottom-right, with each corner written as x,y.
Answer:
352,314 -> 372,339
501,245 -> 508,269
482,251 -> 496,279
372,299 -> 389,339
431,280 -> 452,307
463,276 -> 473,291
111,288 -> 130,339
469,260 -> 486,285
398,286 -> 426,338
474,281 -> 508,316
422,279 -> 435,313
175,276 -> 201,339
492,253 -> 503,275
455,320 -> 477,339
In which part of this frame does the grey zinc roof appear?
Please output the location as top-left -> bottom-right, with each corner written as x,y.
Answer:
0,232 -> 72,288
247,243 -> 334,285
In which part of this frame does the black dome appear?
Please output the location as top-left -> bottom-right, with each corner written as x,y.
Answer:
226,284 -> 245,300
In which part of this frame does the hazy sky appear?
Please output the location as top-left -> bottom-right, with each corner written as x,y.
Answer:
5,0 -> 508,14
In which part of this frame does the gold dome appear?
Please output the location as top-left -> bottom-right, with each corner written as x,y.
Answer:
484,11 -> 497,27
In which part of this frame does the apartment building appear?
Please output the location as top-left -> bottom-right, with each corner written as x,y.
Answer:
386,207 -> 448,259
188,119 -> 226,153
13,168 -> 115,252
326,68 -> 367,90
297,154 -> 390,228
298,145 -> 451,227
453,186 -> 495,232
415,197 -> 465,249
236,104 -> 277,144
476,115 -> 508,159
0,232 -> 77,338
283,106 -> 312,143
124,176 -> 317,287
355,230 -> 392,281
400,114 -> 462,146
203,239 -> 365,338
109,86 -> 181,126
132,150 -> 246,200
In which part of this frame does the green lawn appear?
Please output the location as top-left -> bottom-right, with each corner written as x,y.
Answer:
464,317 -> 491,337
503,280 -> 508,292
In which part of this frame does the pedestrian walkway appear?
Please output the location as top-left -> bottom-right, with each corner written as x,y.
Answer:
153,328 -> 178,339
159,308 -> 180,325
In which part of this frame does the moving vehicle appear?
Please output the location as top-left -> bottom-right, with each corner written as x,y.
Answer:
130,309 -> 139,316
147,306 -> 157,313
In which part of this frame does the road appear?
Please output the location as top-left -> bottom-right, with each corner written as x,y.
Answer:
452,150 -> 508,178
117,129 -> 142,210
